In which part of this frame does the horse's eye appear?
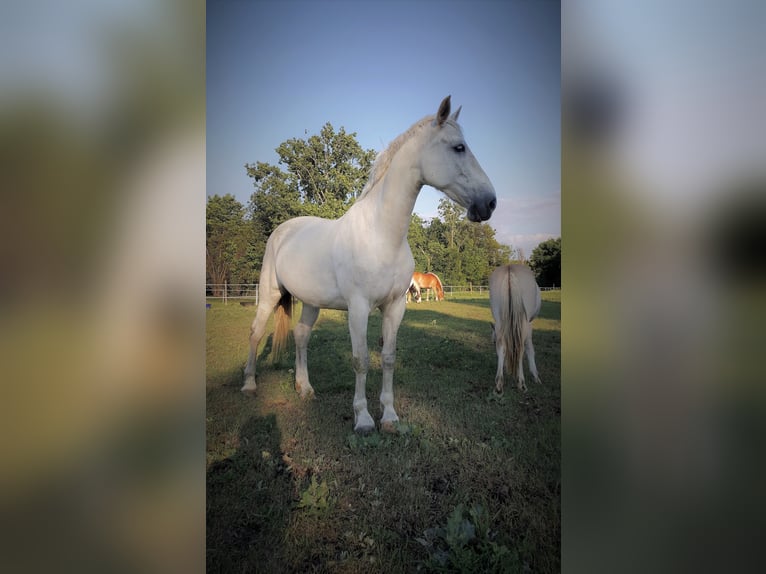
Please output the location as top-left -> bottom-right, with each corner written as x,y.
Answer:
453,144 -> 465,152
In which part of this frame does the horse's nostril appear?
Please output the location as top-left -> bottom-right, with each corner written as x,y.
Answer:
489,198 -> 497,211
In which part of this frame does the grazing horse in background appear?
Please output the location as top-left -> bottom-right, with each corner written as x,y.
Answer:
407,278 -> 421,303
242,96 -> 497,433
412,271 -> 445,301
489,264 -> 541,393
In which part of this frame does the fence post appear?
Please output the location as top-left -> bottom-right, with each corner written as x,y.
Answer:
224,280 -> 227,305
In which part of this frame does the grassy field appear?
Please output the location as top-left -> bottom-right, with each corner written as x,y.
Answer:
207,291 -> 560,573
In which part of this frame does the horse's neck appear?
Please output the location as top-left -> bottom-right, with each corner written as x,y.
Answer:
353,139 -> 422,253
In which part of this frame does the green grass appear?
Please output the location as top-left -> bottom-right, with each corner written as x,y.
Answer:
207,292 -> 560,573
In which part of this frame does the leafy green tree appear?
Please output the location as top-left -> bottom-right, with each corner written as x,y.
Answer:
408,213 -> 430,271
245,161 -> 302,247
246,123 -> 376,242
416,198 -> 513,285
438,198 -> 465,250
207,194 -> 250,294
529,237 -> 561,287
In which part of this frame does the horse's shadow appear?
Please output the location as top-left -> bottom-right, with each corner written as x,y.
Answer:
206,414 -> 292,573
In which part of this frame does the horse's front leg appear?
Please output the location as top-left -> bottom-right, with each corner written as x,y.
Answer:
348,301 -> 374,434
379,297 -> 406,432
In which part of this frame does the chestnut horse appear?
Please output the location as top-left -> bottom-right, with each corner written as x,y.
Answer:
412,271 -> 444,301
242,96 -> 496,433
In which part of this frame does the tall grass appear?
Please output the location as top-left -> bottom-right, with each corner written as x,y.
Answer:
207,292 -> 560,573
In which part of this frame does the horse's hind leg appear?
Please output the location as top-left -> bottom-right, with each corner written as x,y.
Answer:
494,336 -> 506,394
525,323 -> 541,385
242,286 -> 282,394
379,297 -> 406,432
516,322 -> 529,392
294,303 -> 319,398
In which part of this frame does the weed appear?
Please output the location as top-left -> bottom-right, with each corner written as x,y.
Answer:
297,475 -> 332,517
417,504 -> 525,573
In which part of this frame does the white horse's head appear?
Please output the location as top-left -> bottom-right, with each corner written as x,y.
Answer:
419,96 -> 497,222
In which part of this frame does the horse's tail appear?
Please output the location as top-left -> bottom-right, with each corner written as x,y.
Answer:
499,266 -> 526,378
431,273 -> 444,300
271,291 -> 292,363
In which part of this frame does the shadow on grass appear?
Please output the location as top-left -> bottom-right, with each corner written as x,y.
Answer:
207,414 -> 292,574
208,299 -> 561,572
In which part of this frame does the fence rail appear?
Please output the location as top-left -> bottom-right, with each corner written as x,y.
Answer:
206,283 -> 559,305
206,283 -> 260,305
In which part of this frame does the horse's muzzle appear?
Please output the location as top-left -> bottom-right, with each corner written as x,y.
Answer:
467,195 -> 497,222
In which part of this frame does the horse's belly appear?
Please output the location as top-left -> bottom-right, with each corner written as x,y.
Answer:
277,261 -> 346,309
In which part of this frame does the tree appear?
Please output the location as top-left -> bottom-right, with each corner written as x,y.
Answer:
206,194 -> 250,295
437,198 -> 465,250
246,161 -> 302,247
529,237 -> 561,287
246,123 -> 376,241
408,213 -> 430,271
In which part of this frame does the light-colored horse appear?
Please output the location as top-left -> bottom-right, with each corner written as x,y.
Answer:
406,278 -> 421,303
489,264 -> 541,393
412,271 -> 444,301
242,96 -> 496,433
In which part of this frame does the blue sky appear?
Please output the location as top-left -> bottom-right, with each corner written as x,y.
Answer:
207,0 -> 560,257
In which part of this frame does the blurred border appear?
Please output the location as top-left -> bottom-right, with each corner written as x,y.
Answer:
563,1 -> 765,572
3,1 -> 764,572
0,1 -> 205,572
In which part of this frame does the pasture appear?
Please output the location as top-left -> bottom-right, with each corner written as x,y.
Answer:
207,291 -> 560,573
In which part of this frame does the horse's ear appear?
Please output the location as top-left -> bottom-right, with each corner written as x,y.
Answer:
451,105 -> 462,122
434,95 -> 451,126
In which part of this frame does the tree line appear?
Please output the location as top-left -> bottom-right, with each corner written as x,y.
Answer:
207,123 -> 560,294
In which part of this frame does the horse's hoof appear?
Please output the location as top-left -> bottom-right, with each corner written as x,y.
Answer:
297,386 -> 315,400
354,423 -> 375,435
241,384 -> 257,395
380,420 -> 398,434
354,409 -> 375,434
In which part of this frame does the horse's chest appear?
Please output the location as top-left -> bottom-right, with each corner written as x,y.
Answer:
338,250 -> 412,302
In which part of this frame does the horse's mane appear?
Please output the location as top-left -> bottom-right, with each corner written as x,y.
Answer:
427,272 -> 443,288
357,114 -> 460,201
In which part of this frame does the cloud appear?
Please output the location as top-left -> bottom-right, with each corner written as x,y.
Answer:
493,191 -> 561,224
488,191 -> 560,255
496,232 -> 558,259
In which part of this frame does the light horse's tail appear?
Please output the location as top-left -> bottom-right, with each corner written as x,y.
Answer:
430,272 -> 445,300
271,291 -> 292,362
497,266 -> 526,380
